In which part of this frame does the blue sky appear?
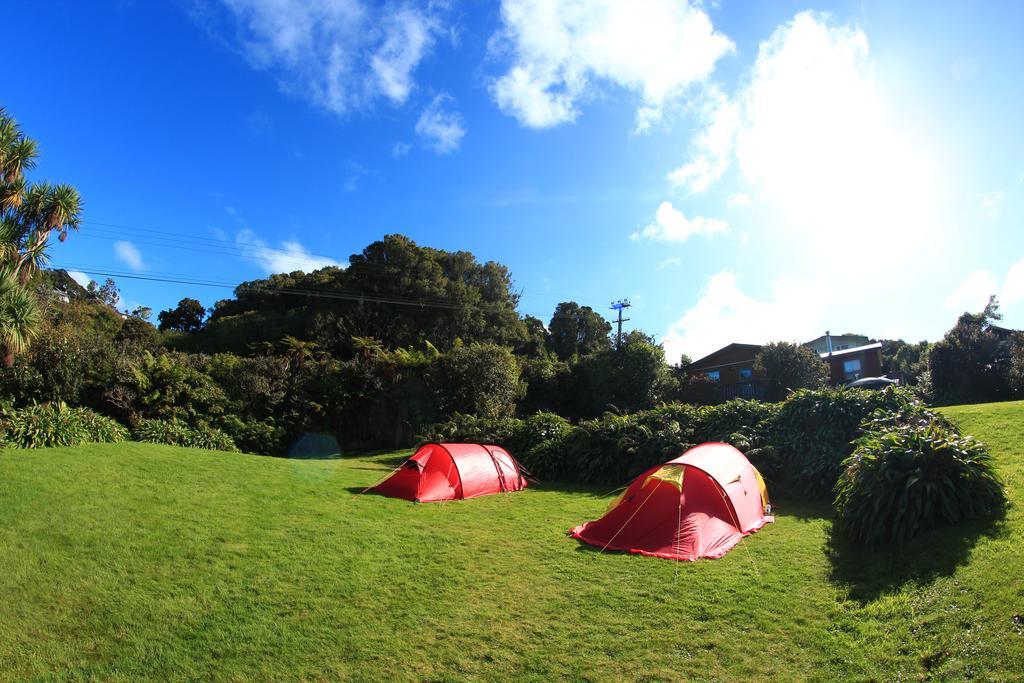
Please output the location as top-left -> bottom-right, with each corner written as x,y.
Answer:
6,1 -> 1023,360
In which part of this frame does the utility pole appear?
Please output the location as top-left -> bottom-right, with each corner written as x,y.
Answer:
610,299 -> 631,350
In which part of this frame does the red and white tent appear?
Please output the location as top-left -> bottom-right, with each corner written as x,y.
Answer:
369,442 -> 527,502
570,443 -> 772,561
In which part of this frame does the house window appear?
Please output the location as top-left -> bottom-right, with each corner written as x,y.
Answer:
706,370 -> 720,382
738,367 -> 752,380
843,358 -> 862,381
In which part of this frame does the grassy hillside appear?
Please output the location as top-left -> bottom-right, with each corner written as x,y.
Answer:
1,402 -> 1022,680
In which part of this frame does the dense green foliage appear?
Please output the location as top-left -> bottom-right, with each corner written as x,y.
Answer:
834,410 -> 1005,545
157,297 -> 206,333
0,109 -> 83,366
928,296 -> 1022,404
547,301 -> 612,359
0,402 -> 128,448
132,418 -> 237,452
765,387 -> 920,498
2,403 -> 1022,679
753,341 -> 830,401
881,338 -> 930,385
191,234 -> 529,356
423,387 -> 935,497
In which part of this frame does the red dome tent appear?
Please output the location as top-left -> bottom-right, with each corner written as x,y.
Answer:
369,443 -> 527,503
570,443 -> 772,561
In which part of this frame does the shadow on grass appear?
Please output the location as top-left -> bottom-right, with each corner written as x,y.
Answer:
770,498 -> 832,521
826,513 -> 1008,604
279,432 -> 411,462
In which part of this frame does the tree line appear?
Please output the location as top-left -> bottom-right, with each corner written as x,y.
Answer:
2,107 -> 1022,457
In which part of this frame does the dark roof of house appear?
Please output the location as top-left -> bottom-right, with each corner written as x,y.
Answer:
686,343 -> 762,371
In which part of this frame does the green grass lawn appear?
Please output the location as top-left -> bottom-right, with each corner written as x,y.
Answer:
1,402 -> 1022,681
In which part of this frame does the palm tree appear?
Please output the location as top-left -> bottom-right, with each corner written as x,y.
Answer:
0,108 -> 83,365
0,271 -> 40,367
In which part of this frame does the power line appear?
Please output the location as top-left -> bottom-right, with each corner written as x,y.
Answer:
63,218 -> 617,313
52,264 -> 460,310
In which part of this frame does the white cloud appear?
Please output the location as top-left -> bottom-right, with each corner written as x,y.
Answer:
490,0 -> 733,130
667,86 -> 739,191
657,256 -> 682,271
415,94 -> 466,154
342,160 -> 372,192
727,192 -> 751,209
202,1 -> 445,115
236,229 -> 343,274
631,201 -> 727,242
672,11 -> 941,262
982,190 -> 1003,219
66,270 -> 92,288
661,270 -> 829,362
1002,258 -> 1024,308
392,141 -> 411,157
944,270 -> 1000,314
114,240 -> 146,271
941,259 -> 1024,316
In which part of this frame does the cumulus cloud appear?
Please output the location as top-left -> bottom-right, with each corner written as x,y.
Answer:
1002,258 -> 1024,307
415,94 -> 466,154
727,192 -> 752,209
661,270 -> 829,362
67,270 -> 92,288
198,0 -> 445,115
944,270 -> 1000,314
943,258 -> 1024,315
392,141 -> 411,157
236,229 -> 343,274
670,11 -> 940,263
667,86 -> 739,192
490,0 -> 733,130
631,201 -> 727,242
114,240 -> 147,271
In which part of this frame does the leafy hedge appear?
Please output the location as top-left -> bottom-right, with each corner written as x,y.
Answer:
132,418 -> 238,452
833,410 -> 1005,545
420,387 -> 927,494
766,388 -> 918,498
0,402 -> 129,449
421,398 -> 782,485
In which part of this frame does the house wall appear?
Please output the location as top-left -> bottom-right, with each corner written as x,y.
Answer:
825,348 -> 882,384
687,347 -> 762,386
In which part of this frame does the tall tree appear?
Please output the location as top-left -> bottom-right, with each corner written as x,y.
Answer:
158,298 -> 207,333
86,278 -> 120,308
547,301 -> 612,360
753,341 -> 830,401
0,109 -> 83,365
928,296 -> 1013,404
199,234 -> 528,355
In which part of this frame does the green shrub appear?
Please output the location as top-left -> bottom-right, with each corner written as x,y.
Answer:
768,387 -> 918,498
76,410 -> 130,443
833,418 -> 1005,545
218,415 -> 283,455
0,402 -> 128,449
417,413 -> 523,446
508,412 -> 573,479
133,418 -> 238,452
417,387 -> 948,493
